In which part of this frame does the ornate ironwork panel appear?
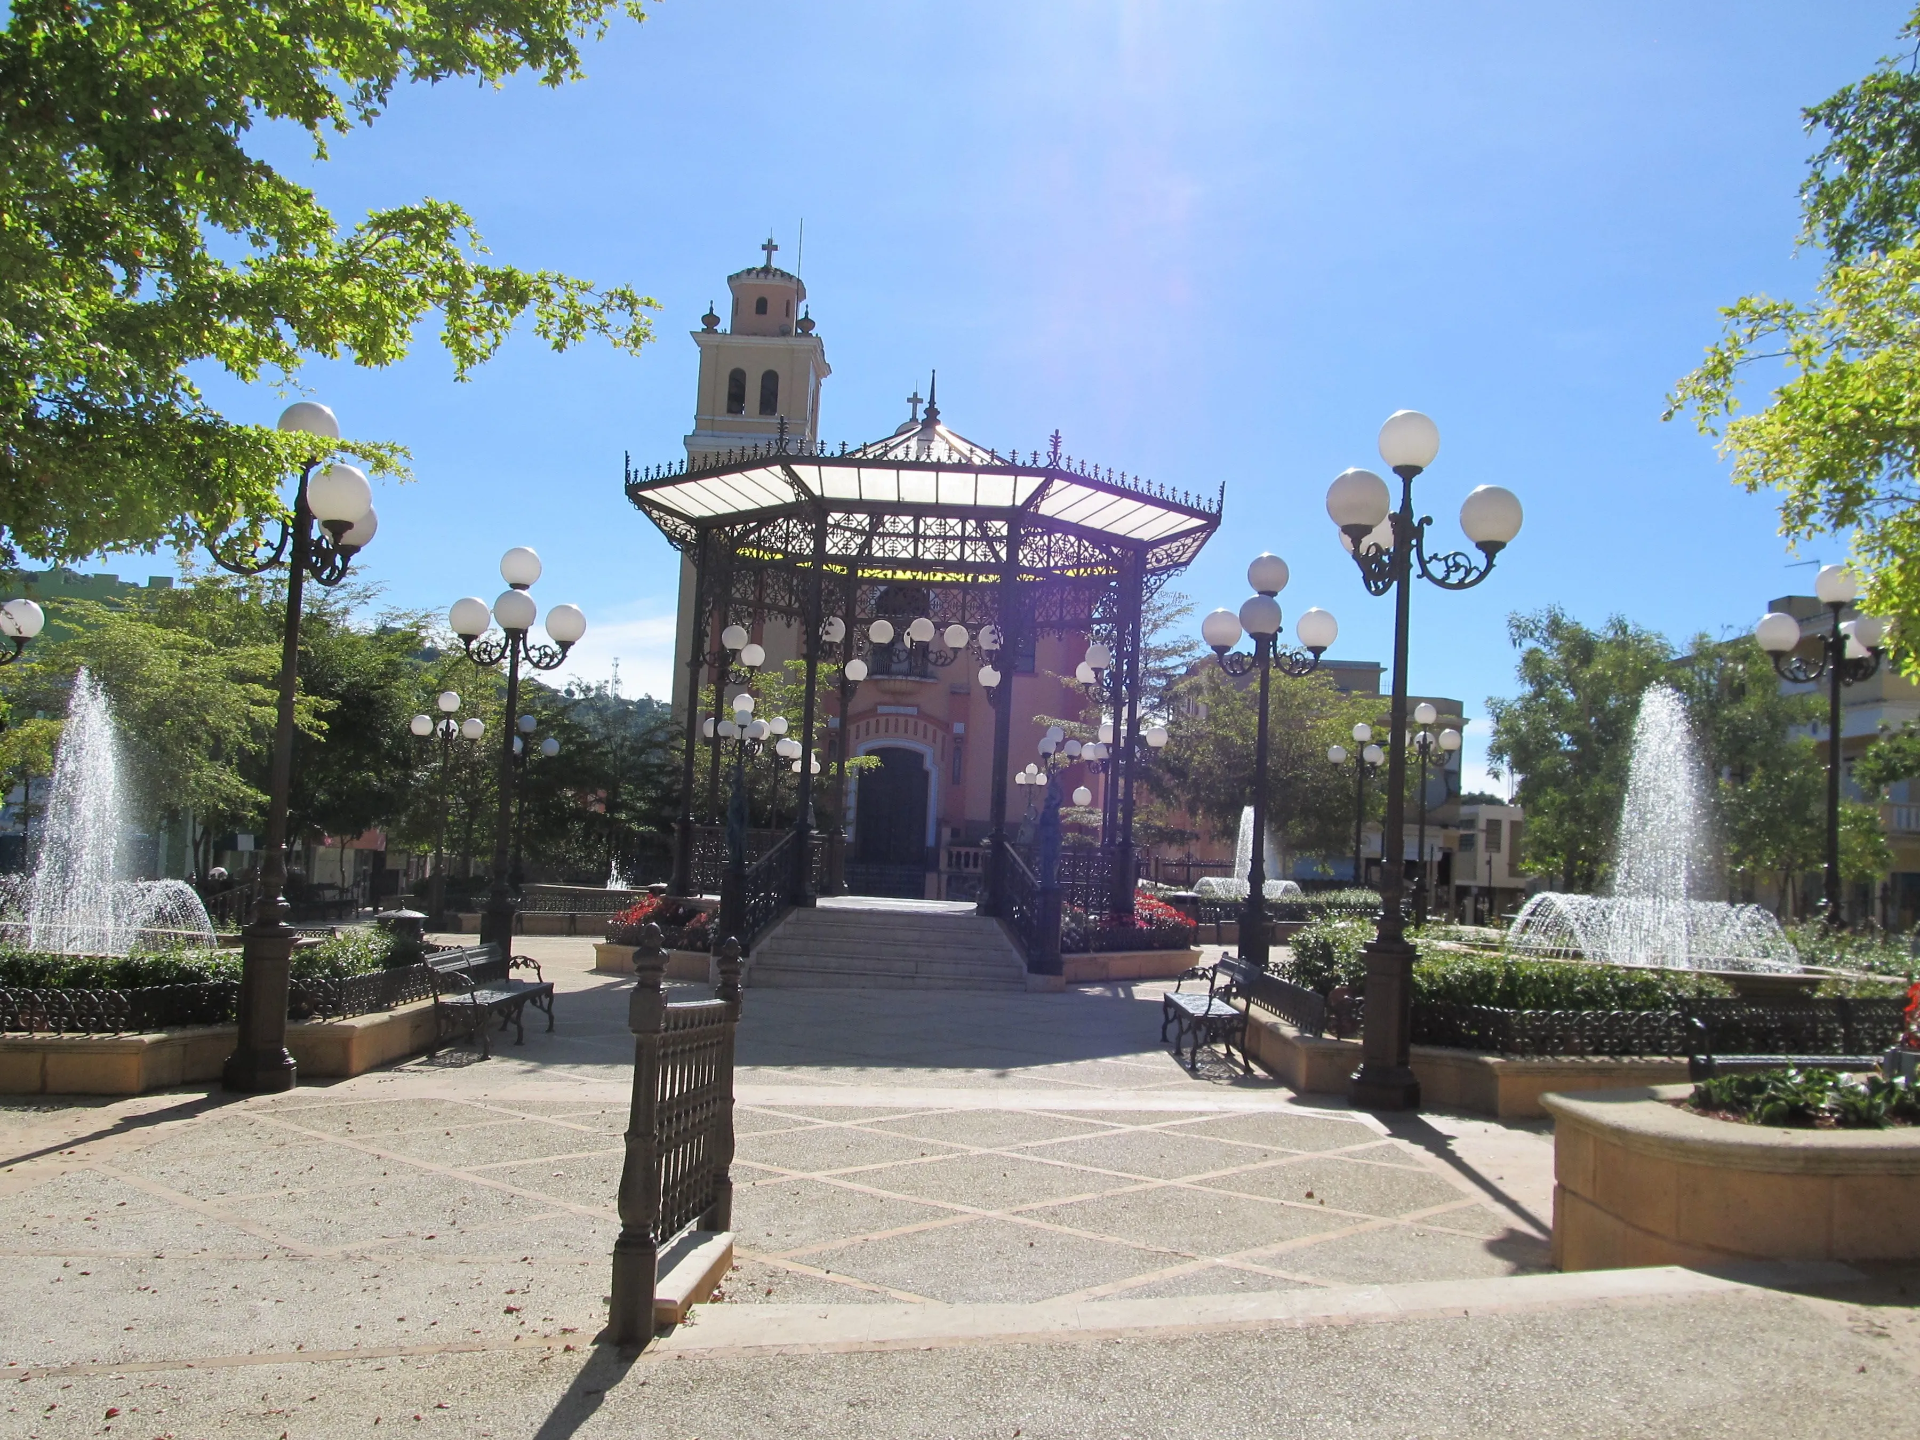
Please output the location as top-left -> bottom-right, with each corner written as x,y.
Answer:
0,983 -> 238,1033
654,998 -> 734,1243
1001,840 -> 1044,967
288,965 -> 437,1022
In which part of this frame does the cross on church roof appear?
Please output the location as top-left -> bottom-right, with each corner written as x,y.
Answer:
907,389 -> 923,422
760,236 -> 778,268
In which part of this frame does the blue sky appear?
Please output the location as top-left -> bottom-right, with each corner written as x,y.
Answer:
159,0 -> 1912,791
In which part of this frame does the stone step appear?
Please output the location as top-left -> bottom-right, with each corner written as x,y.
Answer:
757,938 -> 1021,963
750,952 -> 1021,980
747,966 -> 1026,990
749,905 -> 1026,991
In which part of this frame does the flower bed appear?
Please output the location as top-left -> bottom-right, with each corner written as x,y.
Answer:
1686,1065 -> 1919,1129
607,896 -> 711,953
1061,891 -> 1197,954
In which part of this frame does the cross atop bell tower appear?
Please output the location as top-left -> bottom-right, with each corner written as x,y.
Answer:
760,236 -> 779,268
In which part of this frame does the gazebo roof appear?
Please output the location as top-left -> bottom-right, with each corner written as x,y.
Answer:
625,405 -> 1222,581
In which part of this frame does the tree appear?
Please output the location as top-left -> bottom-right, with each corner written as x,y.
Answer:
559,680 -> 680,882
1486,609 -> 1674,892
1667,633 -> 1825,904
1668,6 -> 1920,666
1153,664 -> 1377,873
1489,607 -> 1881,911
0,595 -> 288,861
0,1 -> 657,563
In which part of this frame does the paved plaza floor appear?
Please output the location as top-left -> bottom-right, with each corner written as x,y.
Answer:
2,936 -> 1916,1437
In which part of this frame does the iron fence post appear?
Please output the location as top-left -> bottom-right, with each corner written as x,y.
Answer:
609,922 -> 667,1347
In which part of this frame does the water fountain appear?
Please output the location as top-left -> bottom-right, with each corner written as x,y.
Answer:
1506,685 -> 1798,973
1194,805 -> 1307,903
0,669 -> 215,954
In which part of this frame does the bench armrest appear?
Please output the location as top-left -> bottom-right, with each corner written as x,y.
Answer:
508,954 -> 545,983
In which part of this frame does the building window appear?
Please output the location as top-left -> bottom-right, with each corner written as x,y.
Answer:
1485,818 -> 1503,853
725,368 -> 746,415
758,369 -> 779,416
754,296 -> 768,315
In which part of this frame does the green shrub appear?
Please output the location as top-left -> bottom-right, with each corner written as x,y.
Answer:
1786,924 -> 1920,980
0,946 -> 239,989
1286,916 -> 1374,994
0,927 -> 396,990
1690,1066 -> 1920,1129
1409,951 -> 1732,1010
292,927 -> 398,978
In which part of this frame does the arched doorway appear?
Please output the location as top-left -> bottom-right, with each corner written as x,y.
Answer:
850,746 -> 929,897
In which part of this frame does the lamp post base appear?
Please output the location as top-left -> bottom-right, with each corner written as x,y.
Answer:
1349,933 -> 1421,1112
222,926 -> 298,1094
223,1049 -> 297,1093
480,898 -> 519,952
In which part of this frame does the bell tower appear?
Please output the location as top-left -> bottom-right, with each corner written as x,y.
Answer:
685,237 -> 831,463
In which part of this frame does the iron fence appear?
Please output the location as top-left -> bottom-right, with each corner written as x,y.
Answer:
1001,840 -> 1045,968
1,958 -> 465,1034
741,831 -> 796,946
287,964 -> 438,1021
0,982 -> 238,1033
1404,996 -> 1908,1059
609,932 -> 742,1347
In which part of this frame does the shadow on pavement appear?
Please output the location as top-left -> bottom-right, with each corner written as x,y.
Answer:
1376,1111 -> 1552,1236
529,1344 -> 640,1440
0,1089 -> 244,1168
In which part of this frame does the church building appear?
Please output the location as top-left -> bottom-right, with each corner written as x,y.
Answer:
661,244 -> 1097,899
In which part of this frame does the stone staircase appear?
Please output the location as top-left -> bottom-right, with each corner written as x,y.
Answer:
748,901 -> 1028,990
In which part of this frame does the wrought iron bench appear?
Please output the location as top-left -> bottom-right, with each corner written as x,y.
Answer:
426,945 -> 555,1059
1686,1010 -> 1894,1080
1160,958 -> 1251,1074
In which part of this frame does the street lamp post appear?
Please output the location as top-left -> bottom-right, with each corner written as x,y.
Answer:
1327,727 -> 1384,884
209,401 -> 378,1093
1327,410 -> 1522,1111
1755,565 -> 1886,928
408,693 -> 485,927
1407,705 -> 1463,924
1201,554 -> 1337,969
448,550 -> 586,951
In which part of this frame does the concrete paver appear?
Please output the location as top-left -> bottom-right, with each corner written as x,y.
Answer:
3,933 -> 1911,1435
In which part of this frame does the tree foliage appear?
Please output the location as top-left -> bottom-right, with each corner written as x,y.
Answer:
0,0 -> 657,562
1668,6 -> 1920,667
1488,607 -> 1882,908
0,592 -> 287,844
1153,664 -> 1378,872
1486,608 -> 1673,892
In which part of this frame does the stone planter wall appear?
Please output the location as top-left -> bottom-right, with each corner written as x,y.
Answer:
0,999 -> 441,1096
592,943 -> 713,982
1063,948 -> 1204,983
1542,1085 -> 1920,1269
1242,1011 -> 1690,1118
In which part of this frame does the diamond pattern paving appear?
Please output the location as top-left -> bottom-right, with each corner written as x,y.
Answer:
0,938 -> 1556,1370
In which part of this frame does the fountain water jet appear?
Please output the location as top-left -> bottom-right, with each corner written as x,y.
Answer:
0,669 -> 215,954
1507,684 -> 1797,971
1194,805 -> 1306,903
